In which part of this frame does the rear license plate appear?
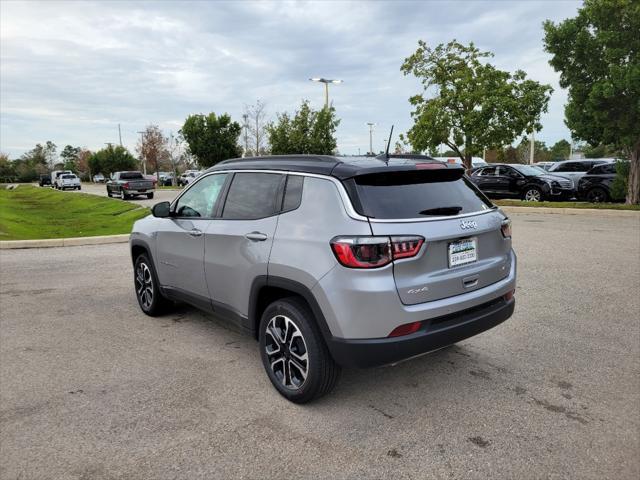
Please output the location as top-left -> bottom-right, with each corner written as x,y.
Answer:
448,238 -> 477,268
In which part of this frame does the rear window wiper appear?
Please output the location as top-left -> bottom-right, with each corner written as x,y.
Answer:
419,206 -> 463,216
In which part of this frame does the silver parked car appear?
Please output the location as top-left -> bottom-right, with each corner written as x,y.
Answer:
129,155 -> 517,403
547,159 -> 614,185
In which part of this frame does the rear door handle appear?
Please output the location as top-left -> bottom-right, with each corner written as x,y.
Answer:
245,232 -> 267,241
188,228 -> 202,237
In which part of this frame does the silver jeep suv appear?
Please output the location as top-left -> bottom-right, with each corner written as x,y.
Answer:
130,155 -> 516,403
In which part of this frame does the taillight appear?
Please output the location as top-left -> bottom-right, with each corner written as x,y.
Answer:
501,219 -> 512,238
390,236 -> 424,259
123,182 -> 130,189
331,236 -> 392,268
330,236 -> 424,269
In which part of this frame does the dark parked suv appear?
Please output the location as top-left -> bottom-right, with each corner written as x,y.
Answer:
130,155 -> 517,402
469,163 -> 574,201
577,162 -> 619,202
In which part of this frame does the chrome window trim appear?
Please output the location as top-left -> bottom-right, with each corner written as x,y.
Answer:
179,169 -> 497,223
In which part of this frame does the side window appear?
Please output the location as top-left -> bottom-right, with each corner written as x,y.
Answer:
501,167 -> 519,178
556,162 -> 575,172
281,175 -> 304,212
174,173 -> 228,218
222,173 -> 284,220
479,167 -> 497,176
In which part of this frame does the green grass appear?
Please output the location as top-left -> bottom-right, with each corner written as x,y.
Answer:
494,199 -> 640,211
0,185 -> 150,240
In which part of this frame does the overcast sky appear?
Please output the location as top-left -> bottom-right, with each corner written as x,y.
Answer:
0,0 -> 582,158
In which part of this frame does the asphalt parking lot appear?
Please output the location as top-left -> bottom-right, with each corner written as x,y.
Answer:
1,212 -> 639,479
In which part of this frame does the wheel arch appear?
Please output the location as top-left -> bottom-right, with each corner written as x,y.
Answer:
130,239 -> 153,267
249,276 -> 334,346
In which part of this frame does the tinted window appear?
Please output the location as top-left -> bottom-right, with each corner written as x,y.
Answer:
352,171 -> 493,219
282,175 -> 304,212
175,173 -> 228,218
61,174 -> 76,179
589,163 -> 616,174
120,172 -> 144,180
222,173 -> 283,220
578,162 -> 596,171
500,166 -> 522,178
510,165 -> 544,176
478,167 -> 497,176
552,163 -> 571,172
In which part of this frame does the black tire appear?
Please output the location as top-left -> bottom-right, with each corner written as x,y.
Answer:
259,297 -> 341,403
133,253 -> 171,316
523,186 -> 543,202
122,192 -> 130,200
147,192 -> 154,199
106,188 -> 112,197
586,187 -> 609,203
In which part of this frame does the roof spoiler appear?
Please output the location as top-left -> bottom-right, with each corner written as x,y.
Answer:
352,166 -> 466,185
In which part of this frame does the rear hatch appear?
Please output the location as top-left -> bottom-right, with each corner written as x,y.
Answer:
346,168 -> 512,305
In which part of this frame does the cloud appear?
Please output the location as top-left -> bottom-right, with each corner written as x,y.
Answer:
0,0 -> 581,157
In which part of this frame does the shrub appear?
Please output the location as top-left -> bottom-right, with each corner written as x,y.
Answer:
611,161 -> 630,201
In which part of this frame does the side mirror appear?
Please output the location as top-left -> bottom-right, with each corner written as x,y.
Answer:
152,201 -> 171,218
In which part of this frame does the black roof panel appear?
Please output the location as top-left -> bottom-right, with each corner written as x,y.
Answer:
207,154 -> 460,179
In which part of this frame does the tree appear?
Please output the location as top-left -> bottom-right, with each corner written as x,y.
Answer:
401,40 -> 553,169
137,125 -> 168,178
544,0 -> 640,203
60,145 -> 81,171
0,153 -> 15,181
180,113 -> 242,168
166,133 -> 190,186
267,112 -> 293,155
88,145 -> 137,176
266,101 -> 340,155
76,149 -> 92,180
514,139 -> 551,164
243,100 -> 269,156
549,139 -> 571,161
310,106 -> 340,154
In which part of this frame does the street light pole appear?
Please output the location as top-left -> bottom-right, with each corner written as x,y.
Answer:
309,78 -> 343,109
136,131 -> 147,175
366,123 -> 375,155
529,131 -> 535,165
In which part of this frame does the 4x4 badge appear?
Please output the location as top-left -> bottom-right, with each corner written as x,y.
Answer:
460,220 -> 478,230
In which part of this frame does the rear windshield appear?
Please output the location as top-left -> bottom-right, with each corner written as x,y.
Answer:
120,172 -> 144,180
61,174 -> 76,179
349,171 -> 493,219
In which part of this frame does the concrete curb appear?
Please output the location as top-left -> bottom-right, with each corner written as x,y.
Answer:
0,234 -> 130,250
500,206 -> 640,217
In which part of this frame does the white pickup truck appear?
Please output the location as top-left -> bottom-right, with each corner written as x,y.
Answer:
57,173 -> 81,191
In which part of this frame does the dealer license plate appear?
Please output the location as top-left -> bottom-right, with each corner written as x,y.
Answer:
448,238 -> 477,268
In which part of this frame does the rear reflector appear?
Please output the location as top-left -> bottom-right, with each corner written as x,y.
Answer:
388,321 -> 422,337
503,289 -> 515,301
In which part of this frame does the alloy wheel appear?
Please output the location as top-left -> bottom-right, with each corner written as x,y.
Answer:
135,262 -> 154,310
587,188 -> 606,203
525,189 -> 542,202
264,315 -> 309,390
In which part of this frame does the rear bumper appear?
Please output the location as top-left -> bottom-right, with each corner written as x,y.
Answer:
327,296 -> 514,368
